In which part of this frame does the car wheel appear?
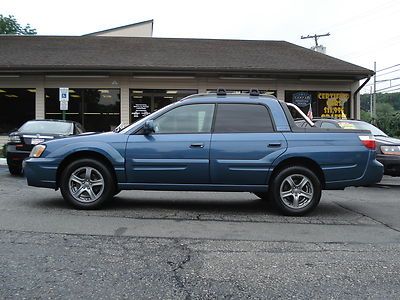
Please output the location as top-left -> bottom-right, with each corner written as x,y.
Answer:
60,159 -> 115,209
8,163 -> 22,175
270,166 -> 321,216
254,192 -> 271,201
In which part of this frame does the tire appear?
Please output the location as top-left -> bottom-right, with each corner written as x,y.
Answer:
254,192 -> 271,201
8,163 -> 22,175
114,189 -> 121,196
270,166 -> 321,216
60,158 -> 115,209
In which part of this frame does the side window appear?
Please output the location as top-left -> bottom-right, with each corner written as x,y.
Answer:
214,104 -> 274,133
154,104 -> 214,134
321,122 -> 338,129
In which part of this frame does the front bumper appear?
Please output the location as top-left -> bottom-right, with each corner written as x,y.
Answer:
23,157 -> 60,189
6,144 -> 31,166
377,154 -> 400,176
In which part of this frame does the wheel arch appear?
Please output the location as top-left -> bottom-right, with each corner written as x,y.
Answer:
56,150 -> 118,189
270,157 -> 325,188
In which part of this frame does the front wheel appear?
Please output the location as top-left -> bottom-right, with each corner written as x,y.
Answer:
8,163 -> 22,175
60,159 -> 115,209
270,166 -> 321,216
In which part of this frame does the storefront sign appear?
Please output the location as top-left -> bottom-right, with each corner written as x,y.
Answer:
292,92 -> 312,107
318,92 -> 350,119
132,103 -> 150,118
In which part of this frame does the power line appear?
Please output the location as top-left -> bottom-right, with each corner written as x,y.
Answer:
377,63 -> 400,72
377,68 -> 400,77
376,83 -> 400,92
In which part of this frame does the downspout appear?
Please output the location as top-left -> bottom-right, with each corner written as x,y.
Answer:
353,76 -> 372,119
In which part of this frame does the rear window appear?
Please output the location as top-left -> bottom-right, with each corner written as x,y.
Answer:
337,121 -> 387,136
214,104 -> 274,133
19,121 -> 73,135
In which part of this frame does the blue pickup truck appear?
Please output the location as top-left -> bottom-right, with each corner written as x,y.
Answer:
24,90 -> 383,216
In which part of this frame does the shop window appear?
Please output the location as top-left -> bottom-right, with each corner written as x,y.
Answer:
45,88 -> 120,132
130,89 -> 197,123
0,88 -> 35,133
285,91 -> 351,119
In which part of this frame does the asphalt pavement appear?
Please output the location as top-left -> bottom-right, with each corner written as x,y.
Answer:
0,166 -> 400,299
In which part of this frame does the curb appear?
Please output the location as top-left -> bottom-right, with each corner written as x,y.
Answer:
0,158 -> 6,166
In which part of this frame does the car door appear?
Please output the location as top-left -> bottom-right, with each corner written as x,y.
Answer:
210,103 -> 287,185
125,103 -> 215,184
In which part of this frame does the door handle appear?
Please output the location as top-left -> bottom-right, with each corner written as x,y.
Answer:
190,143 -> 204,148
268,143 -> 281,148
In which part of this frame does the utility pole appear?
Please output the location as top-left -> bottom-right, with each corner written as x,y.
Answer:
301,33 -> 330,47
370,86 -> 373,118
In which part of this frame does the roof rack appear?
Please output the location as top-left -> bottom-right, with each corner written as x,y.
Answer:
216,88 -> 227,96
249,89 -> 260,96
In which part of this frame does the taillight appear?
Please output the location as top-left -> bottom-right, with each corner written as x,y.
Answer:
359,135 -> 376,150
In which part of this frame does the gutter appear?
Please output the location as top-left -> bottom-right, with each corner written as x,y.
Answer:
353,76 -> 372,119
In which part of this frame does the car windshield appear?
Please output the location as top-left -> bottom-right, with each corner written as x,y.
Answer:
19,121 -> 73,135
337,121 -> 388,136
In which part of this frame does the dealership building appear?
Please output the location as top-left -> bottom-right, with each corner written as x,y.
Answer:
0,20 -> 373,138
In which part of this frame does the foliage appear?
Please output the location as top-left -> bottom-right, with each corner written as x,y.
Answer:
1,144 -> 6,158
360,92 -> 400,138
0,14 -> 36,35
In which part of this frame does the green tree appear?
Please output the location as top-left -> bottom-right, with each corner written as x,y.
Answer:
0,14 -> 36,35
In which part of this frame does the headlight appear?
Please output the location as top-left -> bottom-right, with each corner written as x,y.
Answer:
380,145 -> 400,155
30,145 -> 46,158
8,135 -> 21,143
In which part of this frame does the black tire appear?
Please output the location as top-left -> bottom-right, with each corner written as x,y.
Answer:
254,192 -> 271,201
270,166 -> 321,216
60,158 -> 115,209
8,163 -> 22,175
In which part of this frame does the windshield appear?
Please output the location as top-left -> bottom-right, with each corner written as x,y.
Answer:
120,102 -> 178,134
337,121 -> 387,136
19,121 -> 73,135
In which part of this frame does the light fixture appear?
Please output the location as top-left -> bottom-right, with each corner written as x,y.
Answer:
219,76 -> 277,81
0,89 -> 6,93
5,94 -> 18,98
68,89 -> 76,93
164,96 -> 174,99
98,89 -> 110,93
166,90 -> 178,94
71,95 -> 80,98
133,76 -> 195,80
27,89 -> 36,93
132,90 -> 143,94
45,75 -> 110,78
0,75 -> 20,78
133,96 -> 143,99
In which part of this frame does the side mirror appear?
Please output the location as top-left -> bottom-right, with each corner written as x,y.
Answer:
143,120 -> 155,135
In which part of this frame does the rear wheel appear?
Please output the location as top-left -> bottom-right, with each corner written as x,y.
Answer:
60,159 -> 115,209
270,166 -> 321,216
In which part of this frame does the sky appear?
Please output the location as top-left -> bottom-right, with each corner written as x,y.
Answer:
2,0 -> 400,93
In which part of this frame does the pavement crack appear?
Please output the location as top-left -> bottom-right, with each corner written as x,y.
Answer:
333,201 -> 400,234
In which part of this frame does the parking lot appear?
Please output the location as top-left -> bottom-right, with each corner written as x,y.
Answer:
1,166 -> 400,299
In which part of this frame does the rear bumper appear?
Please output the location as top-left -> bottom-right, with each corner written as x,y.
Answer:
377,154 -> 400,176
325,158 -> 384,189
23,157 -> 59,189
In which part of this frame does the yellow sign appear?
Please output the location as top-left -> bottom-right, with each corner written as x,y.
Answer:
318,92 -> 350,119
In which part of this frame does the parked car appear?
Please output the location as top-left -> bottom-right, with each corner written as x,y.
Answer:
23,90 -> 383,216
7,119 -> 85,175
295,118 -> 400,177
